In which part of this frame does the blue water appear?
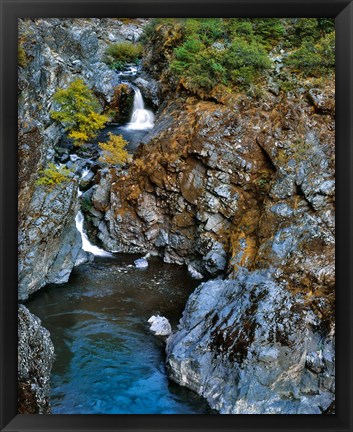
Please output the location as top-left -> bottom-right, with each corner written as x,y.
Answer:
26,255 -> 214,414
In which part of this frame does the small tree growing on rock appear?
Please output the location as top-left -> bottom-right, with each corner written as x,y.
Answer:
35,163 -> 74,188
51,78 -> 108,146
99,133 -> 129,166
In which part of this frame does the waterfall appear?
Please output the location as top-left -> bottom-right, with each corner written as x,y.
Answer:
75,211 -> 113,257
125,87 -> 154,130
75,168 -> 113,257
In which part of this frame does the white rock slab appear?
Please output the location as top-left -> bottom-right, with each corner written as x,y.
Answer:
148,315 -> 172,336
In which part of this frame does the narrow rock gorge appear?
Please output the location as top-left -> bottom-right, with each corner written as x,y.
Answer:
18,17 -> 147,412
18,18 -> 335,414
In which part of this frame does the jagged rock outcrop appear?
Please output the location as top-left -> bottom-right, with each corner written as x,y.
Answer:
18,305 -> 55,414
88,84 -> 334,278
135,74 -> 161,108
18,181 -> 82,300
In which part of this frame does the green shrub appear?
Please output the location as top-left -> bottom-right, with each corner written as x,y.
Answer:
81,195 -> 93,213
251,19 -> 286,48
168,19 -> 272,92
35,163 -> 73,188
224,37 -> 272,85
142,18 -> 334,94
284,18 -> 334,48
278,79 -> 297,92
171,38 -> 226,91
286,32 -> 335,77
171,30 -> 271,91
184,18 -> 225,43
51,79 -> 108,146
104,42 -> 143,69
317,18 -> 335,34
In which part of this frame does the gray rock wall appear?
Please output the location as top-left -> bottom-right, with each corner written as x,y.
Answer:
18,305 -> 55,414
18,181 -> 81,300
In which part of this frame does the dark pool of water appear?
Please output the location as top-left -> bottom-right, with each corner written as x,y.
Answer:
26,255 -> 214,414
94,125 -> 149,153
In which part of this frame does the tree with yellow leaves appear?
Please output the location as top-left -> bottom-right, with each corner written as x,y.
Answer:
99,133 -> 129,165
51,78 -> 108,146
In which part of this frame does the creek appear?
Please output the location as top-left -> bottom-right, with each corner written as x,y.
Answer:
25,74 -> 214,414
26,255 -> 214,414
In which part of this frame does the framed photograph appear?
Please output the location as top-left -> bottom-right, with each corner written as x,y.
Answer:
1,0 -> 352,431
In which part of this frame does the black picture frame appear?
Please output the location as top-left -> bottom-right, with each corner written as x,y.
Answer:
1,0 -> 352,431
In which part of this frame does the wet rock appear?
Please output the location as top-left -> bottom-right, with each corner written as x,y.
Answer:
79,170 -> 95,190
134,257 -> 149,268
148,315 -> 172,336
166,270 -> 335,414
187,264 -> 204,280
92,171 -> 111,212
306,350 -> 325,374
75,248 -> 94,267
135,74 -> 161,107
203,242 -> 227,275
18,305 -> 54,414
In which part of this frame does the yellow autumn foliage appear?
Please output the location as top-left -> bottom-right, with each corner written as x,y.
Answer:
99,133 -> 129,165
51,79 -> 108,146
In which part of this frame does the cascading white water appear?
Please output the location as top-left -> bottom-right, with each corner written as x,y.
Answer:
125,87 -> 154,130
75,211 -> 113,257
75,169 -> 113,257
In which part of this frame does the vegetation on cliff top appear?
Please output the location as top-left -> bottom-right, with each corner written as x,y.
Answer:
104,42 -> 143,70
142,18 -> 335,93
51,78 -> 108,146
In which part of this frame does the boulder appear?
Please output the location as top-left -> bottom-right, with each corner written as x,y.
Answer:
166,271 -> 335,414
134,257 -> 149,268
148,315 -> 172,336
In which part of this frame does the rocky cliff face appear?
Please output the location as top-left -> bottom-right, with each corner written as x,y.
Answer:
18,18 -> 146,299
18,305 -> 55,414
18,181 -> 81,300
89,85 -> 334,279
84,28 -> 335,413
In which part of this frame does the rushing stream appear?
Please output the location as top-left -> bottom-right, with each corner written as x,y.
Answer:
26,255 -> 213,414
